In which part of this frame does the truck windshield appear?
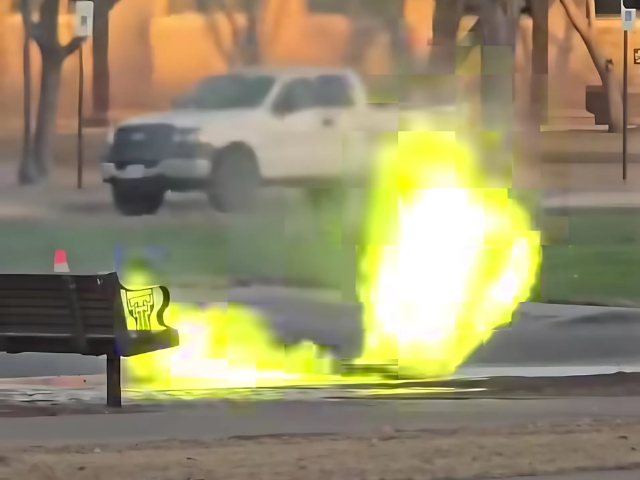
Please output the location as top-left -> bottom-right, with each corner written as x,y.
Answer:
175,74 -> 276,110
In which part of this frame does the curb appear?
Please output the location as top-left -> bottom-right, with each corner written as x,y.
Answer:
0,374 -> 105,389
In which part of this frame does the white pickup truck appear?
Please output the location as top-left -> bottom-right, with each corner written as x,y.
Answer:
101,67 -> 402,216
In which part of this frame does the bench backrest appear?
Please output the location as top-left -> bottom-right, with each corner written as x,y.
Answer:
0,272 -> 175,356
0,272 -> 125,341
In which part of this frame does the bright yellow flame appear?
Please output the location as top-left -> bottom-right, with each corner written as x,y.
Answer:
356,126 -> 541,378
123,302 -> 374,391
122,117 -> 541,392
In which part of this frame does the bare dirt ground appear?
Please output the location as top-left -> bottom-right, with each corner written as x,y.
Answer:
2,418 -> 640,480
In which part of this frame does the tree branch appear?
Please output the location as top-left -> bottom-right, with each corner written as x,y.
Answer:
558,0 -> 623,132
196,0 -> 234,64
558,0 -> 606,80
586,0 -> 596,30
30,21 -> 46,51
240,0 -> 261,64
216,0 -> 242,53
61,36 -> 86,59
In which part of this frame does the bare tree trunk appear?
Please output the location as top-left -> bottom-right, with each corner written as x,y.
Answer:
558,0 -> 623,132
344,20 -> 379,69
197,0 -> 233,65
33,58 -> 62,178
218,0 -> 243,65
30,0 -> 85,181
424,0 -> 463,105
480,0 -> 518,131
530,0 -> 548,126
385,0 -> 408,74
197,0 -> 262,67
18,0 -> 37,185
91,0 -> 112,125
344,0 -> 409,73
474,0 -> 520,189
553,5 -> 573,86
239,0 -> 261,65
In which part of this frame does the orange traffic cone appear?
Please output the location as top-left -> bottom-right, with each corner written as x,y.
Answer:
54,249 -> 70,273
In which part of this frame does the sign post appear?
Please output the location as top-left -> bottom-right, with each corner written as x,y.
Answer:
622,1 -> 635,181
73,1 -> 93,190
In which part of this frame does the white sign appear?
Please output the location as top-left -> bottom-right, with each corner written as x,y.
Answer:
623,0 -> 637,31
74,1 -> 94,38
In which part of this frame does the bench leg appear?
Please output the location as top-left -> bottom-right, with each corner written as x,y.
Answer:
106,355 -> 122,408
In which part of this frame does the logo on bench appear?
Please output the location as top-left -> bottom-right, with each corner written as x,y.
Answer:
126,289 -> 155,330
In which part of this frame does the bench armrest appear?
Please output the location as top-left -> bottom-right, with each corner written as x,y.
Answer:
117,283 -> 179,357
119,284 -> 171,331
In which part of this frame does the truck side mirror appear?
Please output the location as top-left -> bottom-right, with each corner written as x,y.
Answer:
272,95 -> 295,117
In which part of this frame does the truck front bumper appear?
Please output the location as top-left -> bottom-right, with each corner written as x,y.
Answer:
102,158 -> 212,191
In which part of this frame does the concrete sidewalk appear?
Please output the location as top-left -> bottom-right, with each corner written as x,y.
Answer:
543,190 -> 640,208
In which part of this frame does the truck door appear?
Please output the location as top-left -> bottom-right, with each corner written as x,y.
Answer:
312,74 -> 360,181
265,77 -> 327,181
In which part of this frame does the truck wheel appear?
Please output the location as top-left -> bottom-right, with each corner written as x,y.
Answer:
208,146 -> 261,213
112,184 -> 165,216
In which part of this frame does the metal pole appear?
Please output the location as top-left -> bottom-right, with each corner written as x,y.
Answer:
624,29 -> 629,181
77,44 -> 84,190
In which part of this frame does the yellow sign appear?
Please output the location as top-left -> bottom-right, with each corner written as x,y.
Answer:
125,289 -> 155,330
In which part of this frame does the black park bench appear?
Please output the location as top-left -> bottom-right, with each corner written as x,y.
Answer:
0,272 -> 179,407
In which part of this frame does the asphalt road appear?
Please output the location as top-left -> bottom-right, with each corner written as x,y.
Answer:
2,396 -> 640,446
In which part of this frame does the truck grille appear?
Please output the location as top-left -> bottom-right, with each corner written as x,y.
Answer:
111,124 -> 176,165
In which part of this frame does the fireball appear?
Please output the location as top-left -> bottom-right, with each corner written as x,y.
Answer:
356,122 -> 541,377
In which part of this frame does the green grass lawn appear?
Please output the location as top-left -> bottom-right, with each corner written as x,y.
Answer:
539,208 -> 640,304
0,212 -> 354,290
1,207 -> 639,305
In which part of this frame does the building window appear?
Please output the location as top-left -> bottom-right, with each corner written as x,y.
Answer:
595,0 -> 620,16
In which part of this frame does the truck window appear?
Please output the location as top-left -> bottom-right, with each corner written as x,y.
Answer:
177,74 -> 276,110
313,75 -> 355,108
272,78 -> 316,115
